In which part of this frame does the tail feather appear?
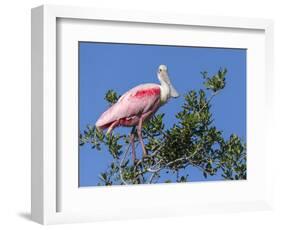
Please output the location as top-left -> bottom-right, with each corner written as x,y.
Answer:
95,105 -> 116,129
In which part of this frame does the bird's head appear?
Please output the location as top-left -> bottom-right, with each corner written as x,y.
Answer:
158,64 -> 168,73
157,64 -> 179,98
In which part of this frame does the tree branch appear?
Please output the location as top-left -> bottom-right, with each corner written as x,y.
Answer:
146,143 -> 202,183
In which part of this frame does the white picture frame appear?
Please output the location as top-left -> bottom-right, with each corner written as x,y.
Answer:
31,5 -> 274,225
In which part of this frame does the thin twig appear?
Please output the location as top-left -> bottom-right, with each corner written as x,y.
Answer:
188,160 -> 210,175
198,92 -> 218,114
148,171 -> 159,184
119,142 -> 131,185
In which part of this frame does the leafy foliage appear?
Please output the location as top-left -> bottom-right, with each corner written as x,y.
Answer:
80,68 -> 246,185
105,89 -> 120,105
201,68 -> 227,92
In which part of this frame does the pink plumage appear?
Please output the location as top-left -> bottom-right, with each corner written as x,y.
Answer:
96,83 -> 161,131
95,64 -> 179,161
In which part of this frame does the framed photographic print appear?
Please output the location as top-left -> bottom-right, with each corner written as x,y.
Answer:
31,5 -> 274,224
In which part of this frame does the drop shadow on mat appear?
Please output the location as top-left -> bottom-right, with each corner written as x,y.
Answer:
18,212 -> 32,221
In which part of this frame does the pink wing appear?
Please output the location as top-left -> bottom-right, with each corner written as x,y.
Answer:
96,83 -> 161,129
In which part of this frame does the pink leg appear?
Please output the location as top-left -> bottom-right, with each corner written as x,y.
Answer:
137,116 -> 147,158
136,111 -> 154,158
130,132 -> 136,163
106,120 -> 119,135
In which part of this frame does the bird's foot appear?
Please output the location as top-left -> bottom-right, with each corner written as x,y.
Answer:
133,159 -> 140,165
142,153 -> 152,163
141,148 -> 148,158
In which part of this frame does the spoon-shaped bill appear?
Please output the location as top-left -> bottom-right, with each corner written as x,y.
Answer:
169,83 -> 179,98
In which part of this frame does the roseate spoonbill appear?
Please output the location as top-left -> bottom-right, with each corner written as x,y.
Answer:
95,65 -> 179,161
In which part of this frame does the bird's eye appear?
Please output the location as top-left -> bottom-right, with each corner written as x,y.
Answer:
159,69 -> 162,72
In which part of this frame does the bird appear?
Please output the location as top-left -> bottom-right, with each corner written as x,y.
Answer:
95,64 -> 179,162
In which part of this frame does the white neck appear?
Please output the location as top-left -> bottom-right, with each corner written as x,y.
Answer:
159,78 -> 170,105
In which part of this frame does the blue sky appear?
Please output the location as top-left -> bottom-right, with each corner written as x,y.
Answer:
79,42 -> 246,187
